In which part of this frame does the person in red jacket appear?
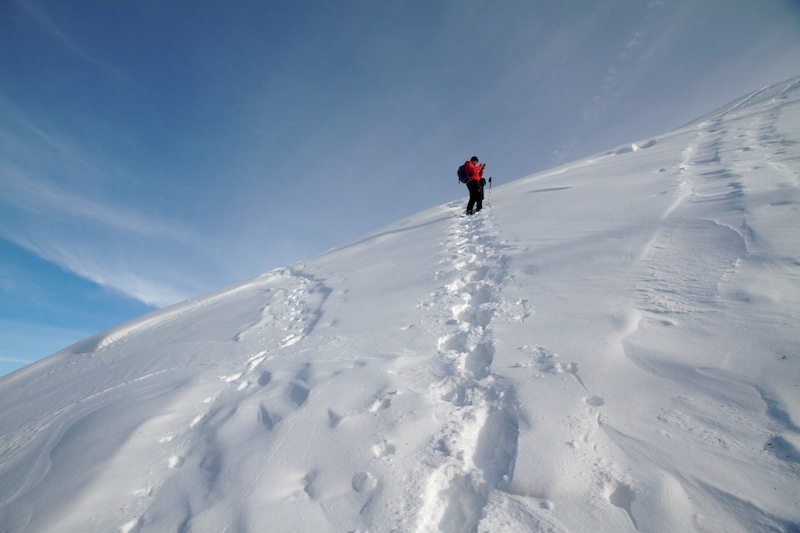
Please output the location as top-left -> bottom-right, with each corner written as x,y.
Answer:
464,156 -> 486,215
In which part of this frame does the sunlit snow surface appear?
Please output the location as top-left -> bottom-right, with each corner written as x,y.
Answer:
1,77 -> 799,532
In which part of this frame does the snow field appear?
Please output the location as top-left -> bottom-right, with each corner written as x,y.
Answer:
0,77 -> 799,532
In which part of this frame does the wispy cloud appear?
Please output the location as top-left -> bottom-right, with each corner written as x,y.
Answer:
1,85 -> 208,307
31,240 -> 193,307
0,356 -> 35,364
0,97 -> 102,173
1,169 -> 191,242
13,0 -> 129,81
0,190 -> 204,307
550,2 -> 672,165
2,224 -> 201,308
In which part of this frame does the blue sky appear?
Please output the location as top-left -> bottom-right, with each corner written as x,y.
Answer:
1,0 -> 799,376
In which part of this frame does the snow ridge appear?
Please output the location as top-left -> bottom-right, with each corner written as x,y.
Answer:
417,206 -> 519,533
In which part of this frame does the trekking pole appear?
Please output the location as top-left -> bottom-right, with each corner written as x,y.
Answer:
488,177 -> 492,207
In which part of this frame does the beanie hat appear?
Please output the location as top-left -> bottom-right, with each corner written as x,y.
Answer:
470,156 -> 479,162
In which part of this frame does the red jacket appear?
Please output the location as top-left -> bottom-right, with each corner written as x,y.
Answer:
464,160 -> 484,183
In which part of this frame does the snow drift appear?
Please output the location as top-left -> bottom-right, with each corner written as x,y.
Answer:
1,77 -> 799,532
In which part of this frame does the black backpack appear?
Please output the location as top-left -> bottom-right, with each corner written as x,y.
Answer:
457,164 -> 468,183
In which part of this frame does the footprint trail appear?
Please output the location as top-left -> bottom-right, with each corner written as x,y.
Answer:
417,207 -> 520,533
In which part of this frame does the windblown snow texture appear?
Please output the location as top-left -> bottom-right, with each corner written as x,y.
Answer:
1,77 -> 799,532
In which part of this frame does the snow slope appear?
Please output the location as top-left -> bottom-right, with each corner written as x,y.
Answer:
1,77 -> 799,533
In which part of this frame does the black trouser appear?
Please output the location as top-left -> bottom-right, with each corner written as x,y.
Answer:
466,180 -> 483,214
